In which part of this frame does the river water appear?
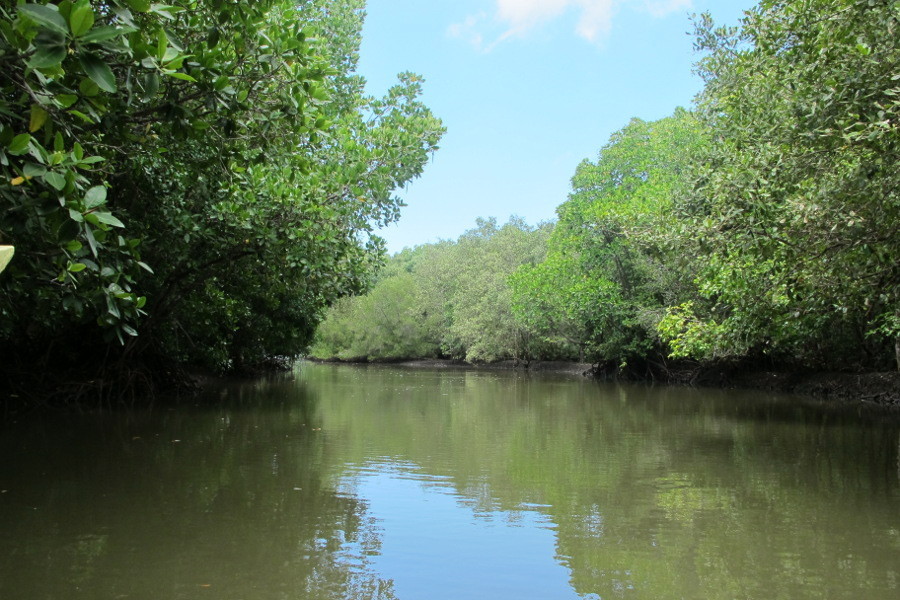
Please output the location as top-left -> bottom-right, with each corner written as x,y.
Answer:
1,363 -> 898,599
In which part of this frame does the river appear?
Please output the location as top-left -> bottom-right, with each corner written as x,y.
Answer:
1,362 -> 898,599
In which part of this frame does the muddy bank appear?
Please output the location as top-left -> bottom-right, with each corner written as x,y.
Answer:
389,359 -> 594,376
684,366 -> 900,407
308,357 -> 900,408
307,357 -> 594,376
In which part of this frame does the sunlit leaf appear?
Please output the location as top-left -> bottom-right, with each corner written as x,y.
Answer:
68,3 -> 95,37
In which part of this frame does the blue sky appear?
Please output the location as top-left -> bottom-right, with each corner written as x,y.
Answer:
357,0 -> 754,253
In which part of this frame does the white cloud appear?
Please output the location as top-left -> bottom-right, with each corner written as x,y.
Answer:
571,0 -> 615,42
447,12 -> 488,50
495,0 -> 573,37
449,0 -> 693,50
496,0 -> 614,43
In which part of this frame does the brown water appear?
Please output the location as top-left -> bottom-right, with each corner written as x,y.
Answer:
1,363 -> 898,599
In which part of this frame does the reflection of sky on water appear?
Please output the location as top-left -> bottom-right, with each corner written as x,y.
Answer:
339,461 -> 584,600
2,364 -> 897,599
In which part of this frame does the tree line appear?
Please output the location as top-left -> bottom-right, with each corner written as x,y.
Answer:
0,0 -> 443,398
312,0 -> 900,373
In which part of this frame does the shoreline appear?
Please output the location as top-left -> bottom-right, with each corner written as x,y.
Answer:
306,357 -> 900,408
305,357 -> 595,376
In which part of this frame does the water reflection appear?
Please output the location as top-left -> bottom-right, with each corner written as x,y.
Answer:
339,462 -> 574,600
305,364 -> 900,599
0,363 -> 898,599
0,377 -> 396,600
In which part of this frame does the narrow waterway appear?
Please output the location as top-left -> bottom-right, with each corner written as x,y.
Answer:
1,363 -> 898,599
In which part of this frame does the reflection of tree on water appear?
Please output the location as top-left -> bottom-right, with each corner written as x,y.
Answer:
305,364 -> 900,600
0,376 -> 397,600
3,365 -> 898,600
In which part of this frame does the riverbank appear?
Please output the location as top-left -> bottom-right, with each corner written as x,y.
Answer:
682,365 -> 900,407
308,357 -> 900,408
5,355 -> 897,422
307,357 -> 594,376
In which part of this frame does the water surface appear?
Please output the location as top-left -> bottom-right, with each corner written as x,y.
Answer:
1,363 -> 898,599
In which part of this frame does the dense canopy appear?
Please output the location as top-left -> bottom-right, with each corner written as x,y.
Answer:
0,0 -> 443,395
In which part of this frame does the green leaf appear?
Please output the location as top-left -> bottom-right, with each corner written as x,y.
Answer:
57,1 -> 74,22
54,93 -> 79,108
143,71 -> 160,97
8,134 -> 32,156
79,78 -> 100,97
68,109 -> 96,124
68,208 -> 84,223
84,185 -> 107,208
79,54 -> 117,93
207,27 -> 220,49
106,294 -> 121,318
29,47 -> 67,69
29,105 -> 49,132
80,25 -> 133,44
28,30 -> 67,68
150,4 -> 182,20
23,162 -> 46,178
69,2 -> 95,37
43,171 -> 66,190
164,71 -> 197,82
94,211 -> 125,228
156,27 -> 167,60
125,0 -> 152,13
310,86 -> 329,104
19,4 -> 70,35
68,262 -> 87,273
84,223 -> 98,257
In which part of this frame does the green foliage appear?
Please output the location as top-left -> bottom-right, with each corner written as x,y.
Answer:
0,0 -> 444,374
511,252 -> 605,361
656,302 -> 729,360
512,110 -> 708,364
660,0 -> 900,369
310,271 -> 442,361
5,0 -> 893,382
309,217 -> 552,363
442,217 -> 551,362
313,0 -> 898,374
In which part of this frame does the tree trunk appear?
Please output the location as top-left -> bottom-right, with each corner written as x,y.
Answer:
895,336 -> 899,372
